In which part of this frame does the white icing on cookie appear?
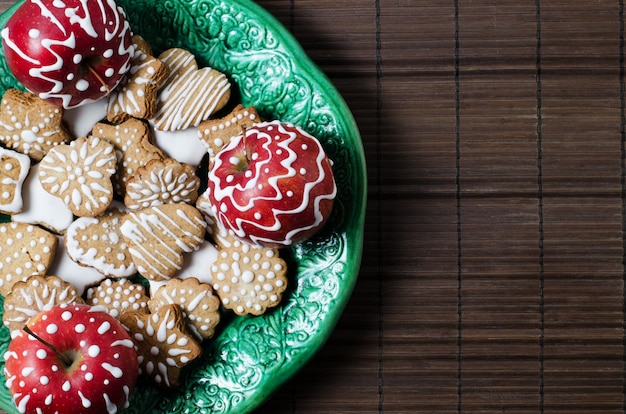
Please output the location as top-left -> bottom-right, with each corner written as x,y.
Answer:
12,163 -> 74,233
48,235 -> 105,295
0,147 -> 30,214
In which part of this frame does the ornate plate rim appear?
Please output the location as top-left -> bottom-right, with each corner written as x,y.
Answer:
0,0 -> 367,412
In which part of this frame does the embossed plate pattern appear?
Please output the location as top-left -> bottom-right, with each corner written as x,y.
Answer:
0,0 -> 366,412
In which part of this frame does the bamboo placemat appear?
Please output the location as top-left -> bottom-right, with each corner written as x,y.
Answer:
0,0 -> 625,412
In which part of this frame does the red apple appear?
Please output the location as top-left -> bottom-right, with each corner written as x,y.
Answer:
4,303 -> 138,414
1,0 -> 134,108
207,120 -> 337,248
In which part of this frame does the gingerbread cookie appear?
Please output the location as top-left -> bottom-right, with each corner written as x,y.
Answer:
120,203 -> 207,281
85,278 -> 149,318
124,158 -> 200,210
90,118 -> 165,196
150,277 -> 221,341
0,147 -> 30,215
153,48 -> 231,131
38,136 -> 117,217
107,35 -> 169,123
0,89 -> 72,161
65,205 -> 136,277
196,188 -> 240,249
0,222 -> 58,296
211,240 -> 288,315
48,235 -> 106,296
198,104 -> 260,159
120,304 -> 202,388
3,275 -> 83,338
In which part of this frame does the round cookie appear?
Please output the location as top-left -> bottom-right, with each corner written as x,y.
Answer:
210,240 -> 288,316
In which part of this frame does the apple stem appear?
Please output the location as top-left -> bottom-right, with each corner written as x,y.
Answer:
23,325 -> 73,368
87,64 -> 110,94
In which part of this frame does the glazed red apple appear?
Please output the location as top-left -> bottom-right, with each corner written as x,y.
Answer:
4,304 -> 138,414
1,0 -> 134,108
207,120 -> 337,247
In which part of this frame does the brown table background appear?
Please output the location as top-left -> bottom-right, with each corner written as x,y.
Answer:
1,0 -> 626,412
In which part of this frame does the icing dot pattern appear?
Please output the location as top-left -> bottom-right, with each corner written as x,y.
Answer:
85,278 -> 149,318
65,206 -> 136,277
0,89 -> 71,161
197,104 -> 259,159
150,277 -> 221,341
0,222 -> 57,296
38,136 -> 117,217
210,240 -> 288,316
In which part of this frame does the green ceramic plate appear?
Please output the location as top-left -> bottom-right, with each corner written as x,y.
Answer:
0,0 -> 366,412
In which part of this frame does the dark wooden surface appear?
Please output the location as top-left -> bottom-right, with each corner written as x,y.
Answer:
2,0 -> 626,412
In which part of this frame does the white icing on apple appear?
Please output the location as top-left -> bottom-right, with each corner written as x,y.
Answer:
208,121 -> 337,247
1,0 -> 134,108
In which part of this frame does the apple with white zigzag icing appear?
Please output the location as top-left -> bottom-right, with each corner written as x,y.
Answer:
208,120 -> 337,248
1,0 -> 134,108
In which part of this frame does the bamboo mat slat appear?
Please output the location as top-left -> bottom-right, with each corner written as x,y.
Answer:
0,0 -> 625,412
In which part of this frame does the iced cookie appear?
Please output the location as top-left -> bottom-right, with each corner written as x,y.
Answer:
107,35 -> 169,123
153,48 -> 231,131
3,275 -> 83,338
120,304 -> 202,388
0,147 -> 30,215
0,222 -> 58,296
0,89 -> 72,161
124,158 -> 200,210
120,203 -> 207,281
85,278 -> 149,318
150,277 -> 221,341
90,118 -> 165,196
12,163 -> 75,234
211,240 -> 288,316
47,235 -> 106,295
65,205 -> 136,277
197,104 -> 260,159
38,136 -> 117,217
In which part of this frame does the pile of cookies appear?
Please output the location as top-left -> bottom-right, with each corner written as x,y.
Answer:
0,36 -> 289,388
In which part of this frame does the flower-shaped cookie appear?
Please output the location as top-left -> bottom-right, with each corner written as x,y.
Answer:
0,89 -> 71,161
3,275 -> 83,338
38,136 -> 117,217
124,158 -> 200,210
210,240 -> 288,315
